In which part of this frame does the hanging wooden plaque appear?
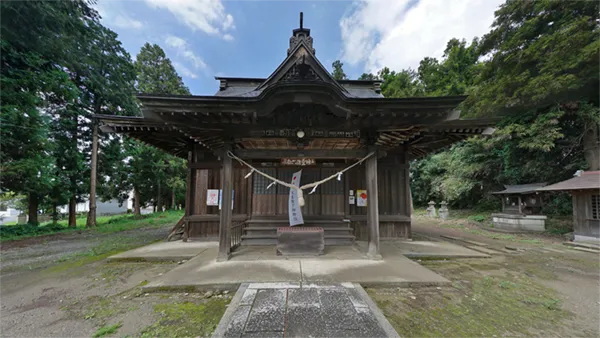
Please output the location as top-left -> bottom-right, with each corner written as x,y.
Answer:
281,158 -> 316,166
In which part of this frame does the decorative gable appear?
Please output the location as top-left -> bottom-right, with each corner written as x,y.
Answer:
281,55 -> 322,82
257,13 -> 347,94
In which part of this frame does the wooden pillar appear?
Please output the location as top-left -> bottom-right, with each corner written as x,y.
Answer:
366,148 -> 381,259
86,120 -> 98,228
183,148 -> 195,242
218,144 -> 233,261
517,196 -> 522,214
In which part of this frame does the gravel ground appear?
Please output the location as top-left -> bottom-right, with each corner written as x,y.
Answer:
0,225 -> 178,337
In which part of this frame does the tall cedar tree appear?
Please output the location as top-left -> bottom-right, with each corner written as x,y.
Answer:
128,43 -> 189,215
0,0 -> 94,224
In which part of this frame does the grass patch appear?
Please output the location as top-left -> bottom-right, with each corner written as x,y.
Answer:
369,264 -> 571,337
0,210 -> 183,241
140,299 -> 229,338
93,323 -> 122,338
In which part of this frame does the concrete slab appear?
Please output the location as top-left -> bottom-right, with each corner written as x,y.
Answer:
143,251 -> 449,292
107,240 -> 217,262
143,253 -> 303,292
376,241 -> 491,259
300,256 -> 449,287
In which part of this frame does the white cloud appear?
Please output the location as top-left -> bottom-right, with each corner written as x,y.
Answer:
144,0 -> 235,40
165,35 -> 187,49
173,62 -> 198,79
340,0 -> 504,73
165,35 -> 208,71
222,34 -> 234,41
113,14 -> 143,29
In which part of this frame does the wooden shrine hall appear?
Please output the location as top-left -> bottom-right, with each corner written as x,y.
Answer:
96,13 -> 495,260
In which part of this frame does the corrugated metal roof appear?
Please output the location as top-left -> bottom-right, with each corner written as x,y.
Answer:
492,183 -> 547,195
537,171 -> 600,191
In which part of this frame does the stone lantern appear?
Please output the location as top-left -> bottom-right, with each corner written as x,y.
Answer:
439,201 -> 449,220
426,201 -> 437,218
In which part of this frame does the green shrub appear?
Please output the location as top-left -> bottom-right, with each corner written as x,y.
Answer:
468,214 -> 488,222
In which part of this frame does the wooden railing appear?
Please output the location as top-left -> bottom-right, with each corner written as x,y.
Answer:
230,220 -> 247,251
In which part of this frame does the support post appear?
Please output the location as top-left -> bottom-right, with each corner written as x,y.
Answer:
86,120 -> 98,228
183,148 -> 195,242
218,144 -> 233,261
366,147 -> 381,259
518,196 -> 522,214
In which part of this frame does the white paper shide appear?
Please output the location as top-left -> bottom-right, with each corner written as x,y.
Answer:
288,170 -> 304,226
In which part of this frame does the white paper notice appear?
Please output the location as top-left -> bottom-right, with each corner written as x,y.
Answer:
288,170 -> 304,226
207,189 -> 219,206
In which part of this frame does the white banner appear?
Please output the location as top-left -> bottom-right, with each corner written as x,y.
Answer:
288,170 -> 304,226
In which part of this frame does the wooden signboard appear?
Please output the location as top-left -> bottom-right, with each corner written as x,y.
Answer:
281,158 -> 316,166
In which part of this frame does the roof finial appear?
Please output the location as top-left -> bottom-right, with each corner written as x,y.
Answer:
300,12 -> 303,29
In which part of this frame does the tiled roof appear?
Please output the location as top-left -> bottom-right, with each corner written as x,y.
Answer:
537,171 -> 600,191
491,183 -> 547,195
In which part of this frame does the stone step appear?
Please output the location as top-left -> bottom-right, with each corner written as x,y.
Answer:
246,219 -> 348,225
441,235 -> 489,247
241,234 -> 355,246
563,241 -> 600,250
245,226 -> 353,237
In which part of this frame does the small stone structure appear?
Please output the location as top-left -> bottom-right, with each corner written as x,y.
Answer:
426,201 -> 437,218
491,183 -> 547,232
276,227 -> 324,256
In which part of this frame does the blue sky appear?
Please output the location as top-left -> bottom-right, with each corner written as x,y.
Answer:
97,0 -> 504,95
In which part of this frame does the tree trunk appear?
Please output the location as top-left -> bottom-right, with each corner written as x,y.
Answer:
52,201 -> 58,225
583,123 -> 599,171
156,180 -> 162,212
171,190 -> 176,210
86,121 -> 98,227
133,188 -> 141,216
68,196 -> 77,227
28,194 -> 39,225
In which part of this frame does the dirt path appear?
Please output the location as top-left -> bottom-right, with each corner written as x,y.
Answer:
0,224 -> 231,338
0,227 -> 169,275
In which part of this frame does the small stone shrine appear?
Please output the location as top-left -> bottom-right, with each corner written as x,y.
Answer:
491,183 -> 547,232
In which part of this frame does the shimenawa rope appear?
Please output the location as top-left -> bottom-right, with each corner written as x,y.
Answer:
226,150 -> 375,207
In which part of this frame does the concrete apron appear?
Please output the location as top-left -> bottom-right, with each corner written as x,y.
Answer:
212,282 -> 400,338
141,247 -> 450,292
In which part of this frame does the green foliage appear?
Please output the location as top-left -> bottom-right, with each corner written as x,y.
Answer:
0,210 -> 183,241
93,323 -> 122,338
401,1 -> 599,211
141,300 -> 229,338
331,60 -> 347,80
467,215 -> 488,223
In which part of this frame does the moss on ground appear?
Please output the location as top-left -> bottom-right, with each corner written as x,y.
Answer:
369,261 -> 571,337
92,323 -> 122,338
140,298 -> 230,338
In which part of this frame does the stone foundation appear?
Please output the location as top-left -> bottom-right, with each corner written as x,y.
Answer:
574,234 -> 600,244
491,213 -> 546,232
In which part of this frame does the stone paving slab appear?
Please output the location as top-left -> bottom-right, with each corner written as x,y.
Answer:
107,240 -> 217,262
213,283 -> 398,338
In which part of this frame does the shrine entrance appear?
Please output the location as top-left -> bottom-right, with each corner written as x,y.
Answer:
96,13 -> 495,261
